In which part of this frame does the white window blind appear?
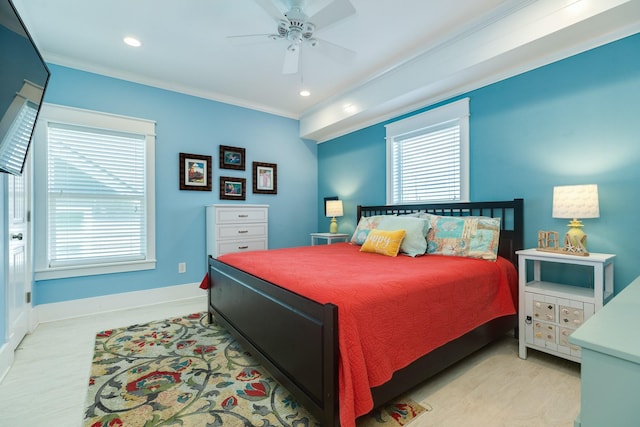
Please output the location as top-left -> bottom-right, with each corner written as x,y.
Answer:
47,123 -> 146,267
34,104 -> 156,280
386,98 -> 469,204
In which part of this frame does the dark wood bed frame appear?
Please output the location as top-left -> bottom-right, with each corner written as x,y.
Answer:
207,198 -> 523,426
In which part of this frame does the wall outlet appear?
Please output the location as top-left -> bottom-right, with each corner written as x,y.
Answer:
178,262 -> 186,273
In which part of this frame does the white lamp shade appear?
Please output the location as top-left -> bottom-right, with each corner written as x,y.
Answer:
325,200 -> 344,217
552,184 -> 599,219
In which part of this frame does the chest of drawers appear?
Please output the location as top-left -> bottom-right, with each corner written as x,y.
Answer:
206,204 -> 268,258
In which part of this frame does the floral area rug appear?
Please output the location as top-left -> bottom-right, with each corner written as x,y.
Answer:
84,312 -> 429,427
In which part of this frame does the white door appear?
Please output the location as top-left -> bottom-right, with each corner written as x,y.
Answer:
6,162 -> 29,352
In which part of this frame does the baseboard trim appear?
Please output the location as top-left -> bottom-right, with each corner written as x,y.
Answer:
35,282 -> 207,324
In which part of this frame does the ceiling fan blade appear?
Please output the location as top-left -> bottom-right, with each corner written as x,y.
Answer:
308,0 -> 355,31
282,46 -> 300,74
309,38 -> 355,64
227,34 -> 282,46
252,0 -> 286,22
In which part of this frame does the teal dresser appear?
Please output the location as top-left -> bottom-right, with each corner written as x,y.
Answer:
569,276 -> 640,427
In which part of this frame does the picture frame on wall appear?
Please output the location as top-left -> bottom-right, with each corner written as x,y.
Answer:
179,152 -> 212,191
252,161 -> 277,194
219,145 -> 245,170
220,176 -> 246,200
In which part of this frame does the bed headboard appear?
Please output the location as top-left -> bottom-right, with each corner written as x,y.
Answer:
356,199 -> 524,266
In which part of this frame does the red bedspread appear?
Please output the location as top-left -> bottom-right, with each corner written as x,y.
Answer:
215,243 -> 517,426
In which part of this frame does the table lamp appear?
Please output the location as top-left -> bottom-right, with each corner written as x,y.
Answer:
325,200 -> 343,234
552,184 -> 599,254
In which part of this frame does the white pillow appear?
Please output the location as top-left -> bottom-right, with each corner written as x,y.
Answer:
377,215 -> 430,257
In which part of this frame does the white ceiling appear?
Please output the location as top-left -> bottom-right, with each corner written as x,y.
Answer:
12,0 -> 640,142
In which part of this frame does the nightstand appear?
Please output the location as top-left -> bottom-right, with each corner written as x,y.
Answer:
310,232 -> 349,245
517,248 -> 615,362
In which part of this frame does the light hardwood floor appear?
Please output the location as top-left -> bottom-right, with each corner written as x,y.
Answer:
0,298 -> 581,426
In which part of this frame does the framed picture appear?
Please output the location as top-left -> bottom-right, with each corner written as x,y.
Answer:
220,176 -> 246,200
252,161 -> 277,194
179,153 -> 212,191
219,145 -> 245,170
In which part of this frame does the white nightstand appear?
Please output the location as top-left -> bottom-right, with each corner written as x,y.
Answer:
517,248 -> 615,362
310,232 -> 349,245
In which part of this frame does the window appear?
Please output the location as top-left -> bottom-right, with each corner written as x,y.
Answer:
386,98 -> 469,204
34,104 -> 156,280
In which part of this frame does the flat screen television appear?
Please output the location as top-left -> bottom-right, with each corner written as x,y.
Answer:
0,0 -> 49,176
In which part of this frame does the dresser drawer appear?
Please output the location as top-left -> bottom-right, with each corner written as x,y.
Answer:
217,239 -> 267,256
215,207 -> 268,224
217,224 -> 267,240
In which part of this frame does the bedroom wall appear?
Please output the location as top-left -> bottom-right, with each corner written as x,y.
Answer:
29,64 -> 318,306
317,32 -> 640,295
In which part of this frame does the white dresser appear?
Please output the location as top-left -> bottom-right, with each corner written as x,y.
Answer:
206,204 -> 269,258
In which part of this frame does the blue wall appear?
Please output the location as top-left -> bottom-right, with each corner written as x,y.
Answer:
31,64 -> 318,305
318,33 -> 640,294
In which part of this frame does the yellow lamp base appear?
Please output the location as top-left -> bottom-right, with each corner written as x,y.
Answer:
329,217 -> 338,234
564,218 -> 588,255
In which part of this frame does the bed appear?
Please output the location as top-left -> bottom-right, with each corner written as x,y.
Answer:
207,199 -> 524,426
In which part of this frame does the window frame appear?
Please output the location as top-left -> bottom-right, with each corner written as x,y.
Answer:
33,103 -> 156,280
385,98 -> 470,205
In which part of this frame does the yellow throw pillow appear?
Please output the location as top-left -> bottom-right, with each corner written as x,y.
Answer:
360,229 -> 406,257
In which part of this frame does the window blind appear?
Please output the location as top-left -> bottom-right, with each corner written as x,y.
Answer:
46,122 -> 147,267
390,121 -> 461,203
386,98 -> 469,204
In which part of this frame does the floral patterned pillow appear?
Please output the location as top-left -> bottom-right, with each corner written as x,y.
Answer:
420,213 -> 501,261
350,215 -> 388,245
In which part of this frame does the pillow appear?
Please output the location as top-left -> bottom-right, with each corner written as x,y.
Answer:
421,214 -> 501,261
377,215 -> 430,257
350,215 -> 388,245
360,229 -> 406,257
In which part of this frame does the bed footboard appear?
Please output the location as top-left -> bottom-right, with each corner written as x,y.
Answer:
208,257 -> 339,426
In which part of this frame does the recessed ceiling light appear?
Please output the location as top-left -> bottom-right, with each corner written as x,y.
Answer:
343,103 -> 357,113
123,36 -> 141,47
299,90 -> 311,97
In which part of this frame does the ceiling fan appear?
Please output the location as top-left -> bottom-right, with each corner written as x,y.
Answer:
228,0 -> 356,74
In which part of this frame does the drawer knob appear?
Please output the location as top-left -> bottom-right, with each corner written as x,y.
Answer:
238,230 -> 249,234
238,214 -> 249,218
238,245 -> 249,250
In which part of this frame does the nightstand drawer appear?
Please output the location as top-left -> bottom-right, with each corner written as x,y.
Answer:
533,321 -> 556,344
217,224 -> 267,240
533,299 -> 556,322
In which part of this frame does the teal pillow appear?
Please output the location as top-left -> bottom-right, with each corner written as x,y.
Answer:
377,215 -> 430,257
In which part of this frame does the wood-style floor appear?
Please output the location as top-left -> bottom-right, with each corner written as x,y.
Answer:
0,297 -> 580,426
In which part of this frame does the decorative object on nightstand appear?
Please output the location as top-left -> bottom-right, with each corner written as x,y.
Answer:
537,230 -> 560,251
325,199 -> 343,234
517,248 -> 615,363
552,184 -> 599,255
